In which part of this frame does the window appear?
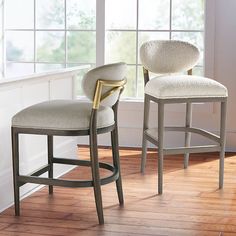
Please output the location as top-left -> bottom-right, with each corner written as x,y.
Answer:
4,0 -> 96,79
105,0 -> 204,98
2,0 -> 205,98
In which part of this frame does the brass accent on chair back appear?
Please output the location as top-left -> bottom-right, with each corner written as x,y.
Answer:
92,79 -> 126,109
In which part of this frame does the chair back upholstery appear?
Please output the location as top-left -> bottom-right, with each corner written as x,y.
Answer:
82,62 -> 127,107
140,40 -> 200,74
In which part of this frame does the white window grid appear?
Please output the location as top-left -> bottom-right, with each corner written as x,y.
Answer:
1,0 -> 212,99
104,0 -> 205,98
3,0 -> 96,77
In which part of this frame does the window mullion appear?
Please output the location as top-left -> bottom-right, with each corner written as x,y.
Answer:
1,0 -> 5,77
96,0 -> 105,66
64,0 -> 67,68
34,0 -> 36,72
169,0 -> 172,39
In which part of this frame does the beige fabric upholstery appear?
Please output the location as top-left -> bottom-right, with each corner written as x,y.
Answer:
82,62 -> 127,107
145,75 -> 228,99
140,40 -> 200,74
12,100 -> 114,130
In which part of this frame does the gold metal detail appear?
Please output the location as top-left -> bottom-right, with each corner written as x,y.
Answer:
92,79 -> 127,109
187,69 -> 193,75
143,67 -> 148,74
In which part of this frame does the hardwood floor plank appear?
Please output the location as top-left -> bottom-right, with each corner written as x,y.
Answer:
1,147 -> 236,235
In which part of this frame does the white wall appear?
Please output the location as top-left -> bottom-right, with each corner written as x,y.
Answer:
214,0 -> 236,150
0,68 -> 85,212
0,0 -> 3,77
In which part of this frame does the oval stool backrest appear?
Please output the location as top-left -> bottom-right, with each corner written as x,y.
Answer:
82,62 -> 127,107
140,40 -> 200,74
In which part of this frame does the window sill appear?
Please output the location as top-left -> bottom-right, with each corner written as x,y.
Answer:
0,65 -> 90,87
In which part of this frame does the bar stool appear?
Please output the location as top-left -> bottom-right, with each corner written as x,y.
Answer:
140,40 -> 228,194
11,62 -> 127,224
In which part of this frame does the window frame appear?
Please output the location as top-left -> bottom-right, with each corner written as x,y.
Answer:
1,0 -> 215,102
104,0 -> 207,99
3,0 -> 96,77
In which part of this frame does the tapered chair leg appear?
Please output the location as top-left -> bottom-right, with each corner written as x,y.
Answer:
184,102 -> 192,169
12,128 -> 20,216
89,111 -> 104,225
158,103 -> 164,195
141,95 -> 150,173
47,135 -> 54,194
219,101 -> 227,189
111,126 -> 124,205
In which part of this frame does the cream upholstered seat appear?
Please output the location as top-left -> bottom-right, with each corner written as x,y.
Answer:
145,75 -> 227,99
12,100 -> 114,130
11,62 -> 127,225
140,40 -> 228,194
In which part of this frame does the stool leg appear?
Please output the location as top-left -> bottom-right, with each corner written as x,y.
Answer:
184,102 -> 192,169
158,102 -> 164,194
47,135 -> 53,194
90,110 -> 104,224
141,95 -> 150,173
12,128 -> 20,216
219,101 -> 227,189
111,126 -> 124,205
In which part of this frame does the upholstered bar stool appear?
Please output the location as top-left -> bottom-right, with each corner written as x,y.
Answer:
11,62 -> 127,224
140,40 -> 228,194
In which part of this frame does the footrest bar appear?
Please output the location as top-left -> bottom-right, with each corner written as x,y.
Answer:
52,157 -> 115,172
163,145 -> 221,155
17,161 -> 119,188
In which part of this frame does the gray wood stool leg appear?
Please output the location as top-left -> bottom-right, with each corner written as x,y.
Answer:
141,95 -> 150,173
184,102 -> 192,169
158,102 -> 164,194
89,111 -> 104,225
47,135 -> 53,194
219,101 -> 227,189
12,128 -> 20,216
111,126 -> 124,205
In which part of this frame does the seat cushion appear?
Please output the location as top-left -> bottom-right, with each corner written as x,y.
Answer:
12,100 -> 114,130
145,75 -> 228,99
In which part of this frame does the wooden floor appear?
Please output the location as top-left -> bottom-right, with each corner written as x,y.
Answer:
1,147 -> 236,235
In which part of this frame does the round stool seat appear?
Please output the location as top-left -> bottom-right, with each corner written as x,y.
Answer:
145,75 -> 228,99
12,100 -> 114,131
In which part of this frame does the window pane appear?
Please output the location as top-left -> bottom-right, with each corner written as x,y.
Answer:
5,0 -> 34,29
67,31 -> 96,63
172,0 -> 204,30
36,31 -> 65,63
192,66 -> 204,76
139,0 -> 170,30
122,66 -> 136,98
67,0 -> 96,30
36,64 -> 64,73
105,0 -> 136,29
139,32 -> 169,46
105,31 -> 136,64
172,32 -> 204,65
36,0 -> 65,29
6,62 -> 34,78
6,31 -> 34,61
